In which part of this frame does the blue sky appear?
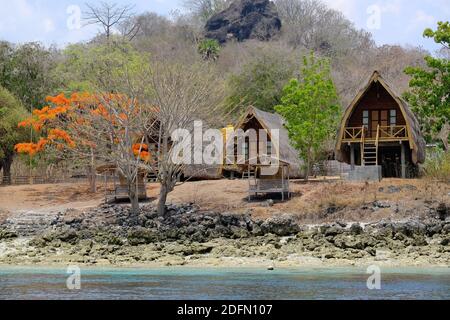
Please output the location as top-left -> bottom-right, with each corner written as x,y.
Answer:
0,0 -> 448,53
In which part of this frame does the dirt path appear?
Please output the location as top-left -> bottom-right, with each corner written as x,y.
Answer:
0,178 -> 448,223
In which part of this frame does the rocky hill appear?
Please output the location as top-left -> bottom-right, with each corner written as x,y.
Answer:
205,0 -> 281,43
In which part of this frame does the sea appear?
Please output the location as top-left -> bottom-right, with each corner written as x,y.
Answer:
0,266 -> 449,300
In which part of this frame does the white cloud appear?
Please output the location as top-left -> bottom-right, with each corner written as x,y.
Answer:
414,10 -> 435,24
43,19 -> 55,33
322,0 -> 358,19
16,0 -> 33,18
379,0 -> 403,14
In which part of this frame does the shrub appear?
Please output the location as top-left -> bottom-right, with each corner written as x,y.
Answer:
423,149 -> 450,181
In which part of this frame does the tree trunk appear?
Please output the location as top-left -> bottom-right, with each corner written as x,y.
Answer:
1,156 -> 13,185
88,149 -> 96,193
157,183 -> 168,216
87,166 -> 97,193
304,155 -> 311,182
129,182 -> 140,217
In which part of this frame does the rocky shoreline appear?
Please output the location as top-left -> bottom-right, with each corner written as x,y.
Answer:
0,203 -> 449,268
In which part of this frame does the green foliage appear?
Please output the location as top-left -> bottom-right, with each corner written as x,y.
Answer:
275,52 -> 341,178
404,21 -> 450,147
56,41 -> 151,93
226,52 -> 296,114
423,149 -> 450,181
198,39 -> 220,60
0,85 -> 28,162
0,42 -> 59,111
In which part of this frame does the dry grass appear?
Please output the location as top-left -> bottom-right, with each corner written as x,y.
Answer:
0,178 -> 448,224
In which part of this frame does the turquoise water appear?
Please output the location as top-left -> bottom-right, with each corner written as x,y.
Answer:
0,267 -> 449,300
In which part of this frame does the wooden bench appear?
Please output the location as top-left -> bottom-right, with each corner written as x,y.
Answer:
249,179 -> 290,201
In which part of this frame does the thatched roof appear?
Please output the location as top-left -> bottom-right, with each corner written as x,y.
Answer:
335,71 -> 426,164
235,107 -> 304,176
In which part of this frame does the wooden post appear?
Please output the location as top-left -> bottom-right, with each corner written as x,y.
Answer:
248,166 -> 251,202
401,142 -> 406,179
350,143 -> 355,170
281,166 -> 285,201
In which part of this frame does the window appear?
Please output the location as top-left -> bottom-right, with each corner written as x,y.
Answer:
362,110 -> 369,129
244,140 -> 249,161
267,141 -> 272,156
390,109 -> 396,126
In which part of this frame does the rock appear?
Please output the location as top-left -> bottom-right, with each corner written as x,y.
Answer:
127,228 -> 158,245
378,185 -> 417,194
375,249 -> 391,261
260,216 -> 299,236
262,199 -> 274,207
0,229 -> 17,240
205,0 -> 281,44
437,203 -> 449,221
373,201 -> 391,209
349,223 -> 363,235
333,235 -> 365,250
323,226 -> 344,237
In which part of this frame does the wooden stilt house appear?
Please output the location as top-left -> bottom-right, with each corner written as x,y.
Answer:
335,71 -> 426,179
223,106 -> 303,200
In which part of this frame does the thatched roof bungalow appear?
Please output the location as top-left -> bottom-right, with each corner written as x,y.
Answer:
335,71 -> 426,178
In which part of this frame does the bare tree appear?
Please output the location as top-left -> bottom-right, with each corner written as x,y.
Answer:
84,2 -> 140,41
142,62 -> 225,216
182,0 -> 231,25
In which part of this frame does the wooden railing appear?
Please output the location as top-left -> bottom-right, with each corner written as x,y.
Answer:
343,127 -> 365,140
360,126 -> 365,165
342,125 -> 408,142
378,125 -> 408,139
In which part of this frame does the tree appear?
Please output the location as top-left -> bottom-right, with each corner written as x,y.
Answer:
84,2 -> 140,41
56,42 -> 147,93
143,62 -> 224,216
404,21 -> 450,150
182,0 -> 231,25
225,47 -> 298,114
16,41 -> 153,203
275,0 -> 374,57
0,86 -> 28,184
198,38 -> 220,60
275,52 -> 340,181
0,42 -> 59,112
15,92 -> 154,216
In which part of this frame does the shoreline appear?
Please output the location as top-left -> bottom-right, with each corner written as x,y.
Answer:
1,261 -> 449,272
1,202 -> 449,270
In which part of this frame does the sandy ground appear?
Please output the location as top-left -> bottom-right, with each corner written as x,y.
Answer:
0,178 -> 448,223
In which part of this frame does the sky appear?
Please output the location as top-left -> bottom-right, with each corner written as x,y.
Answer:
0,0 -> 448,53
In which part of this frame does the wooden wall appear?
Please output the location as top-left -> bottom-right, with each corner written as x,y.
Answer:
346,82 -> 406,129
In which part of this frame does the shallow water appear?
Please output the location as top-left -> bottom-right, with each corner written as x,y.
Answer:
0,266 -> 449,300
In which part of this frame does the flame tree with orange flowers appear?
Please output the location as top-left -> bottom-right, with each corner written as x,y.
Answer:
15,53 -> 224,216
15,91 -> 156,215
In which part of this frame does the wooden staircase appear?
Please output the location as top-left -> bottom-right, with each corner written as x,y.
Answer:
242,168 -> 256,179
361,125 -> 380,166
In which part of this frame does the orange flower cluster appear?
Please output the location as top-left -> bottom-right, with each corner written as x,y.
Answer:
132,143 -> 151,162
15,138 -> 48,156
48,128 -> 76,148
15,92 -> 146,158
15,93 -> 82,156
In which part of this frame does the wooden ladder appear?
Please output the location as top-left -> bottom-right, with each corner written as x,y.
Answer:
361,125 -> 379,166
242,168 -> 256,179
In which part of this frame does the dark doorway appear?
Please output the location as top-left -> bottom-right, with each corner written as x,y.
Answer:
379,146 -> 401,178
